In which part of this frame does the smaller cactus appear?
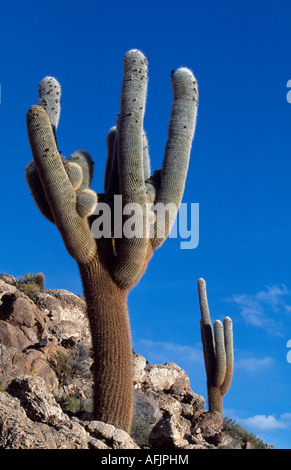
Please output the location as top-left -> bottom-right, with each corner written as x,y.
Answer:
197,278 -> 233,414
35,272 -> 45,289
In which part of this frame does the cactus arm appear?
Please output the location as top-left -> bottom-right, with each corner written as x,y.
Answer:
26,106 -> 97,264
213,320 -> 227,387
198,278 -> 215,384
111,49 -> 149,289
142,131 -> 151,181
117,49 -> 148,205
151,68 -> 198,249
68,150 -> 94,194
104,126 -> 118,194
65,161 -> 83,191
25,160 -> 55,223
68,151 -> 97,218
37,76 -> 61,137
221,316 -> 234,396
198,278 -> 212,326
104,127 -> 120,205
25,76 -> 62,224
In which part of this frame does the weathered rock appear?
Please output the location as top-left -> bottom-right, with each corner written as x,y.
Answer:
0,346 -> 58,391
0,291 -> 45,350
2,375 -> 132,449
0,292 -> 37,327
191,411 -> 224,440
143,362 -> 189,392
0,321 -> 32,350
85,420 -> 139,449
0,274 -> 17,286
134,389 -> 163,424
215,432 -> 243,449
133,352 -> 147,386
148,413 -> 191,449
0,391 -> 56,449
8,376 -> 66,426
33,290 -> 91,347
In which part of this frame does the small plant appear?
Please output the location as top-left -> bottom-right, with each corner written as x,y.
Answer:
62,395 -> 82,415
130,412 -> 153,448
223,417 -> 268,449
16,273 -> 42,298
0,380 -> 7,392
58,394 -> 94,416
53,350 -> 76,386
53,343 -> 92,387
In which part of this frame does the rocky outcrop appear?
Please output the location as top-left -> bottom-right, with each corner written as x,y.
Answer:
0,274 -> 257,449
0,375 -> 138,449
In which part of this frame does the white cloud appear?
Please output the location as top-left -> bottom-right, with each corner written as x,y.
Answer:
225,284 -> 291,334
239,414 -> 289,431
236,355 -> 275,371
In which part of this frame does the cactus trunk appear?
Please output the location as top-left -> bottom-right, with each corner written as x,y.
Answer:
79,253 -> 133,431
207,385 -> 223,414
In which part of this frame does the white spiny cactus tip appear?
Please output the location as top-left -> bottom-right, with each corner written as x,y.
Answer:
172,67 -> 198,100
125,48 -> 145,58
124,49 -> 147,68
198,278 -> 206,285
175,67 -> 195,78
39,76 -> 61,89
224,317 -> 233,325
214,319 -> 223,328
108,126 -> 117,134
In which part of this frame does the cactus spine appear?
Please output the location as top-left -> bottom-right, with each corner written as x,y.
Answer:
25,50 -> 198,432
197,278 -> 234,414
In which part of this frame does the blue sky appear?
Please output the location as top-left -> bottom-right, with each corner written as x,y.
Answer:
0,0 -> 291,449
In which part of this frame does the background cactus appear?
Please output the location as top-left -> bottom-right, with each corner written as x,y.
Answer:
35,272 -> 45,289
197,278 -> 234,414
25,49 -> 198,432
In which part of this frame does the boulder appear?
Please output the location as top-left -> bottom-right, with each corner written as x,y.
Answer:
148,413 -> 191,449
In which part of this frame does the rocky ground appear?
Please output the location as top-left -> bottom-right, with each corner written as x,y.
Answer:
0,273 -> 265,450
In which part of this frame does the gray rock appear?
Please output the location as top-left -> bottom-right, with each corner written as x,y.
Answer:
148,413 -> 191,449
85,420 -> 139,449
134,389 -> 163,424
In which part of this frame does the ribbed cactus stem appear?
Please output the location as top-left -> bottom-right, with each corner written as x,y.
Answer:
197,278 -> 234,414
25,160 -> 54,223
152,67 -> 198,249
26,50 -> 198,432
104,126 -> 118,194
221,316 -> 234,396
213,320 -> 227,387
78,256 -> 133,431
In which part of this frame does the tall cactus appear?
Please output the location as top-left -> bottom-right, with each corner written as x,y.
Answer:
197,278 -> 234,414
25,49 -> 198,432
